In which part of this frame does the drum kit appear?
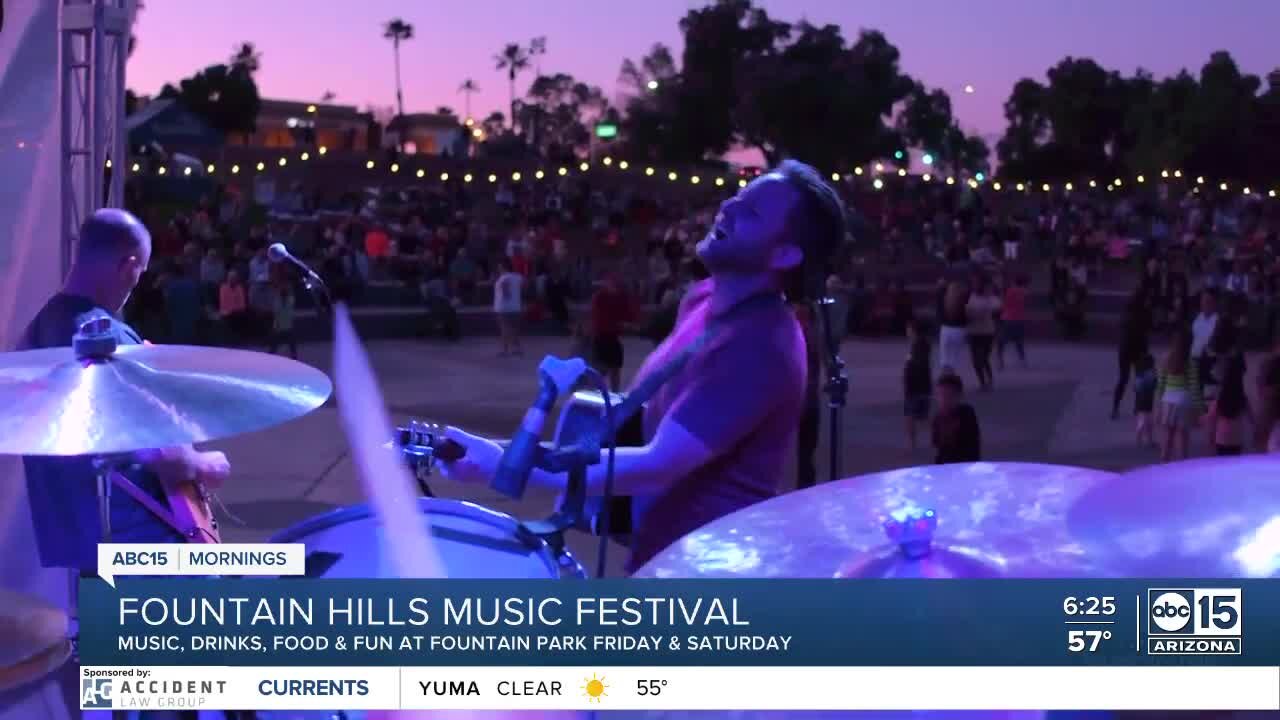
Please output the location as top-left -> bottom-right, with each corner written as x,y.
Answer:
1,313 -> 1279,720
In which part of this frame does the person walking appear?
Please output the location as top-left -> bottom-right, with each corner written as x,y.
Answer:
965,276 -> 1001,390
1111,291 -> 1151,419
1156,329 -> 1203,461
996,273 -> 1029,369
937,280 -> 969,374
493,258 -> 524,357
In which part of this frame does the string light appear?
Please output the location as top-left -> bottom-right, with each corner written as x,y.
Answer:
831,172 -> 840,182
488,173 -> 497,183
645,167 -> 654,176
1042,183 -> 1050,192
872,178 -> 884,190
1161,170 -> 1169,178
390,163 -> 399,172
854,167 -> 864,176
1243,187 -> 1251,195
105,159 -> 113,168
738,179 -> 747,188
923,174 -> 931,182
1113,178 -> 1121,187
231,165 -> 240,174
1016,183 -> 1025,192
898,168 -> 907,177
1089,180 -> 1097,188
603,157 -> 613,166
184,167 -> 192,176
207,164 -> 215,173
579,162 -> 589,172
945,177 -> 955,185
874,163 -> 884,172
715,177 -> 724,186
1174,170 -> 1183,178
257,162 -> 266,171
1220,182 -> 1228,191
511,171 -> 521,181
318,146 -> 328,155
158,166 -> 166,175
1137,175 -> 1144,183
691,175 -> 700,184
1271,190 -> 1278,198
967,179 -> 978,189
992,182 -> 1002,191
559,167 -> 569,176
619,161 -> 629,170
534,170 -> 544,180
463,173 -> 472,183
301,152 -> 310,161
1065,182 -> 1073,191
440,172 -> 449,181
1197,176 -> 1205,184
131,163 -> 140,172
279,158 -> 287,167
668,171 -> 677,181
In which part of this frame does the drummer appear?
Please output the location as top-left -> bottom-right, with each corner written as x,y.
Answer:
440,160 -> 845,574
17,209 -> 230,574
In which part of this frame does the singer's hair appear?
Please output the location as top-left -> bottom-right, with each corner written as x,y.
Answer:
774,160 -> 847,302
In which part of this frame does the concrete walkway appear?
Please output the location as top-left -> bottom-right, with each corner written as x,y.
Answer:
205,334 -> 1270,577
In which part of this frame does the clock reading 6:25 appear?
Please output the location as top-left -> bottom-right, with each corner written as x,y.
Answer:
1063,596 -> 1116,616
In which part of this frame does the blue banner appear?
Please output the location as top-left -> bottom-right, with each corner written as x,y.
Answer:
79,579 -> 1273,667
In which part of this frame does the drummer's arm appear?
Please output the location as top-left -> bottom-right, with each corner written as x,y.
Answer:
528,419 -> 712,496
135,446 -> 231,490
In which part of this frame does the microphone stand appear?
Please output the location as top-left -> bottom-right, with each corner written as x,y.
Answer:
815,297 -> 848,484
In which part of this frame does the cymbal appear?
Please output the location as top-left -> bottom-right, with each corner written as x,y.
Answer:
0,590 -> 70,692
633,463 -> 1117,580
0,344 -> 332,456
1067,455 -> 1280,578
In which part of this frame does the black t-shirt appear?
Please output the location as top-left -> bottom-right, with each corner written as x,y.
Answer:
17,293 -> 182,570
933,403 -> 981,464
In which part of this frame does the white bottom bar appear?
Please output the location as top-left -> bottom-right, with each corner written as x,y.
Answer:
81,666 -> 1280,712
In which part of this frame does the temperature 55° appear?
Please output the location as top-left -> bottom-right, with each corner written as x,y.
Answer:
638,680 -> 668,696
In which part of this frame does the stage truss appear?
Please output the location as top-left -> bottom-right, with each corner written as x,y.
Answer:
60,0 -> 129,276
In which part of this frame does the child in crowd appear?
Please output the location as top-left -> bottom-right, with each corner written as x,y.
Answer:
1205,355 -> 1252,455
1132,352 -> 1157,447
932,372 -> 981,464
903,320 -> 933,451
1156,330 -> 1202,461
268,278 -> 298,359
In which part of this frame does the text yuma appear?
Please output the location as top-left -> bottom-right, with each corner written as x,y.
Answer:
118,597 -> 750,627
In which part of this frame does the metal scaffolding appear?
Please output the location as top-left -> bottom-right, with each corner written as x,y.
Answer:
60,0 -> 130,276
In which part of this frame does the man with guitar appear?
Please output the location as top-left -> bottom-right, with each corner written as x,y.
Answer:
18,209 -> 230,575
441,160 -> 845,574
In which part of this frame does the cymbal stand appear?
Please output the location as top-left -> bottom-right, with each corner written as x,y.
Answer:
815,297 -> 848,484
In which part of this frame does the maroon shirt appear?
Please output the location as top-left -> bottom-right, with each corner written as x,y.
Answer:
625,279 -> 808,573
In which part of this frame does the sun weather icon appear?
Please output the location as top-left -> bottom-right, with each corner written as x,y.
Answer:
582,673 -> 609,703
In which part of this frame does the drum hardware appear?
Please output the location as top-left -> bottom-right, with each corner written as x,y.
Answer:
815,295 -> 850,483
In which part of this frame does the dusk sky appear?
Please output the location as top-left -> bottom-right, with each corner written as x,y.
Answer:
128,1 -> 1280,142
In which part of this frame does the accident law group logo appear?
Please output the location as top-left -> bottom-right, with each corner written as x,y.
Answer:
82,678 -> 114,709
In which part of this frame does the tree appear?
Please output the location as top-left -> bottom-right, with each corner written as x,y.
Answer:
436,106 -> 457,117
735,24 -> 915,168
383,18 -> 414,117
519,73 -> 611,162
229,42 -> 261,74
898,82 -> 991,175
159,63 -> 261,136
128,0 -> 145,58
457,79 -> 480,121
480,111 -> 506,139
494,42 -> 532,133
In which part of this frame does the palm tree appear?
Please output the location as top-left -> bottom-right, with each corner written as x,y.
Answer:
383,18 -> 414,117
494,43 -> 531,133
529,36 -> 547,75
229,42 -> 261,74
457,79 -> 480,122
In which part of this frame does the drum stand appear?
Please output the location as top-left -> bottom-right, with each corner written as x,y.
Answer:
516,442 -> 597,574
816,297 -> 848,484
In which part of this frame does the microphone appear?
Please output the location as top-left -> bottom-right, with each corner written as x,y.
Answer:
267,243 -> 324,285
492,356 -> 587,499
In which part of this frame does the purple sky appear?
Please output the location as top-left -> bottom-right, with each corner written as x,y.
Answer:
129,1 -> 1278,142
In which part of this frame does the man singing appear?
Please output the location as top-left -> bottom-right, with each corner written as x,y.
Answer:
440,160 -> 845,573
18,209 -> 230,574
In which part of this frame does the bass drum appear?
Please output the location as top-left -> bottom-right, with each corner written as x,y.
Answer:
269,497 -> 585,579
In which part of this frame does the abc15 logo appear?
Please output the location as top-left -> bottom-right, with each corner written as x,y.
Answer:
1147,588 -> 1242,636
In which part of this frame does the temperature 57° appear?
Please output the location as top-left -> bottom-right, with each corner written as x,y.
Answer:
1067,629 -> 1111,652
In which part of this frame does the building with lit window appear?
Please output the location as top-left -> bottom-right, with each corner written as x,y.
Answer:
384,113 -> 466,156
232,99 -> 376,151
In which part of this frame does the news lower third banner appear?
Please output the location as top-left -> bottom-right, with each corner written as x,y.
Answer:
77,578 -> 1280,711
